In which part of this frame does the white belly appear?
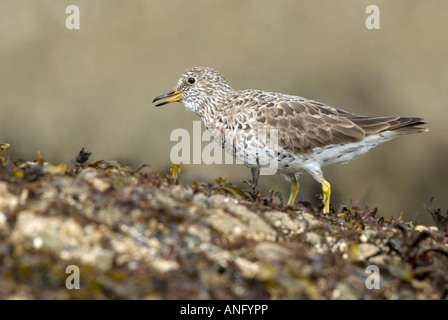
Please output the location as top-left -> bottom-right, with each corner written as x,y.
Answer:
208,124 -> 405,174
275,131 -> 405,173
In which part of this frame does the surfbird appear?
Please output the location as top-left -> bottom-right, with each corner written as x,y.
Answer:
153,67 -> 427,213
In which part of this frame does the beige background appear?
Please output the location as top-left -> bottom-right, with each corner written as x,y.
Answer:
1,1 -> 446,224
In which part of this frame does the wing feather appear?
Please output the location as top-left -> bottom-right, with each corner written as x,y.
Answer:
242,92 -> 426,154
253,100 -> 365,153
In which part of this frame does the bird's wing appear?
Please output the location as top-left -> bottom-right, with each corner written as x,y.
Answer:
251,99 -> 366,153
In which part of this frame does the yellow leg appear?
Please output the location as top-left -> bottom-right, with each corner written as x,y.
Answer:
287,179 -> 300,206
321,180 -> 331,213
170,163 -> 181,179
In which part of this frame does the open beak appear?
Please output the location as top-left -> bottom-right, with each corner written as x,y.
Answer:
153,89 -> 182,107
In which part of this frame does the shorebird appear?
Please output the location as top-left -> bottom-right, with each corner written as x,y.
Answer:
153,67 -> 427,213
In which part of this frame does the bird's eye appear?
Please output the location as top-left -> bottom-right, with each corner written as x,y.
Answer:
187,77 -> 196,84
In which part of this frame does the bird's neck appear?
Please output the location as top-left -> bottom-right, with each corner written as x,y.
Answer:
201,90 -> 236,129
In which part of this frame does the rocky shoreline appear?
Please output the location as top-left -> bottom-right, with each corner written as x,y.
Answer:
0,148 -> 447,299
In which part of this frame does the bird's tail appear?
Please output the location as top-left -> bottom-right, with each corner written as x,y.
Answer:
348,116 -> 427,135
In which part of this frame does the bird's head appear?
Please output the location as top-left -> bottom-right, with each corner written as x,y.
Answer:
153,67 -> 234,116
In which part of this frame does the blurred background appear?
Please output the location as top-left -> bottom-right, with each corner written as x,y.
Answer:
1,0 -> 446,224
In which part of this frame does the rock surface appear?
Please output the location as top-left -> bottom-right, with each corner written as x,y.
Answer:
0,151 -> 447,299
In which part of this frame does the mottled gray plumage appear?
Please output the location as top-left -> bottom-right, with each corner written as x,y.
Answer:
153,66 -> 427,212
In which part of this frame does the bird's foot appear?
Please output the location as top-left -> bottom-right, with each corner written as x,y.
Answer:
321,180 -> 331,214
286,179 -> 300,206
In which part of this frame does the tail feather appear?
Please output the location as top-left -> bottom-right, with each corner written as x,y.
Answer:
348,116 -> 427,135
